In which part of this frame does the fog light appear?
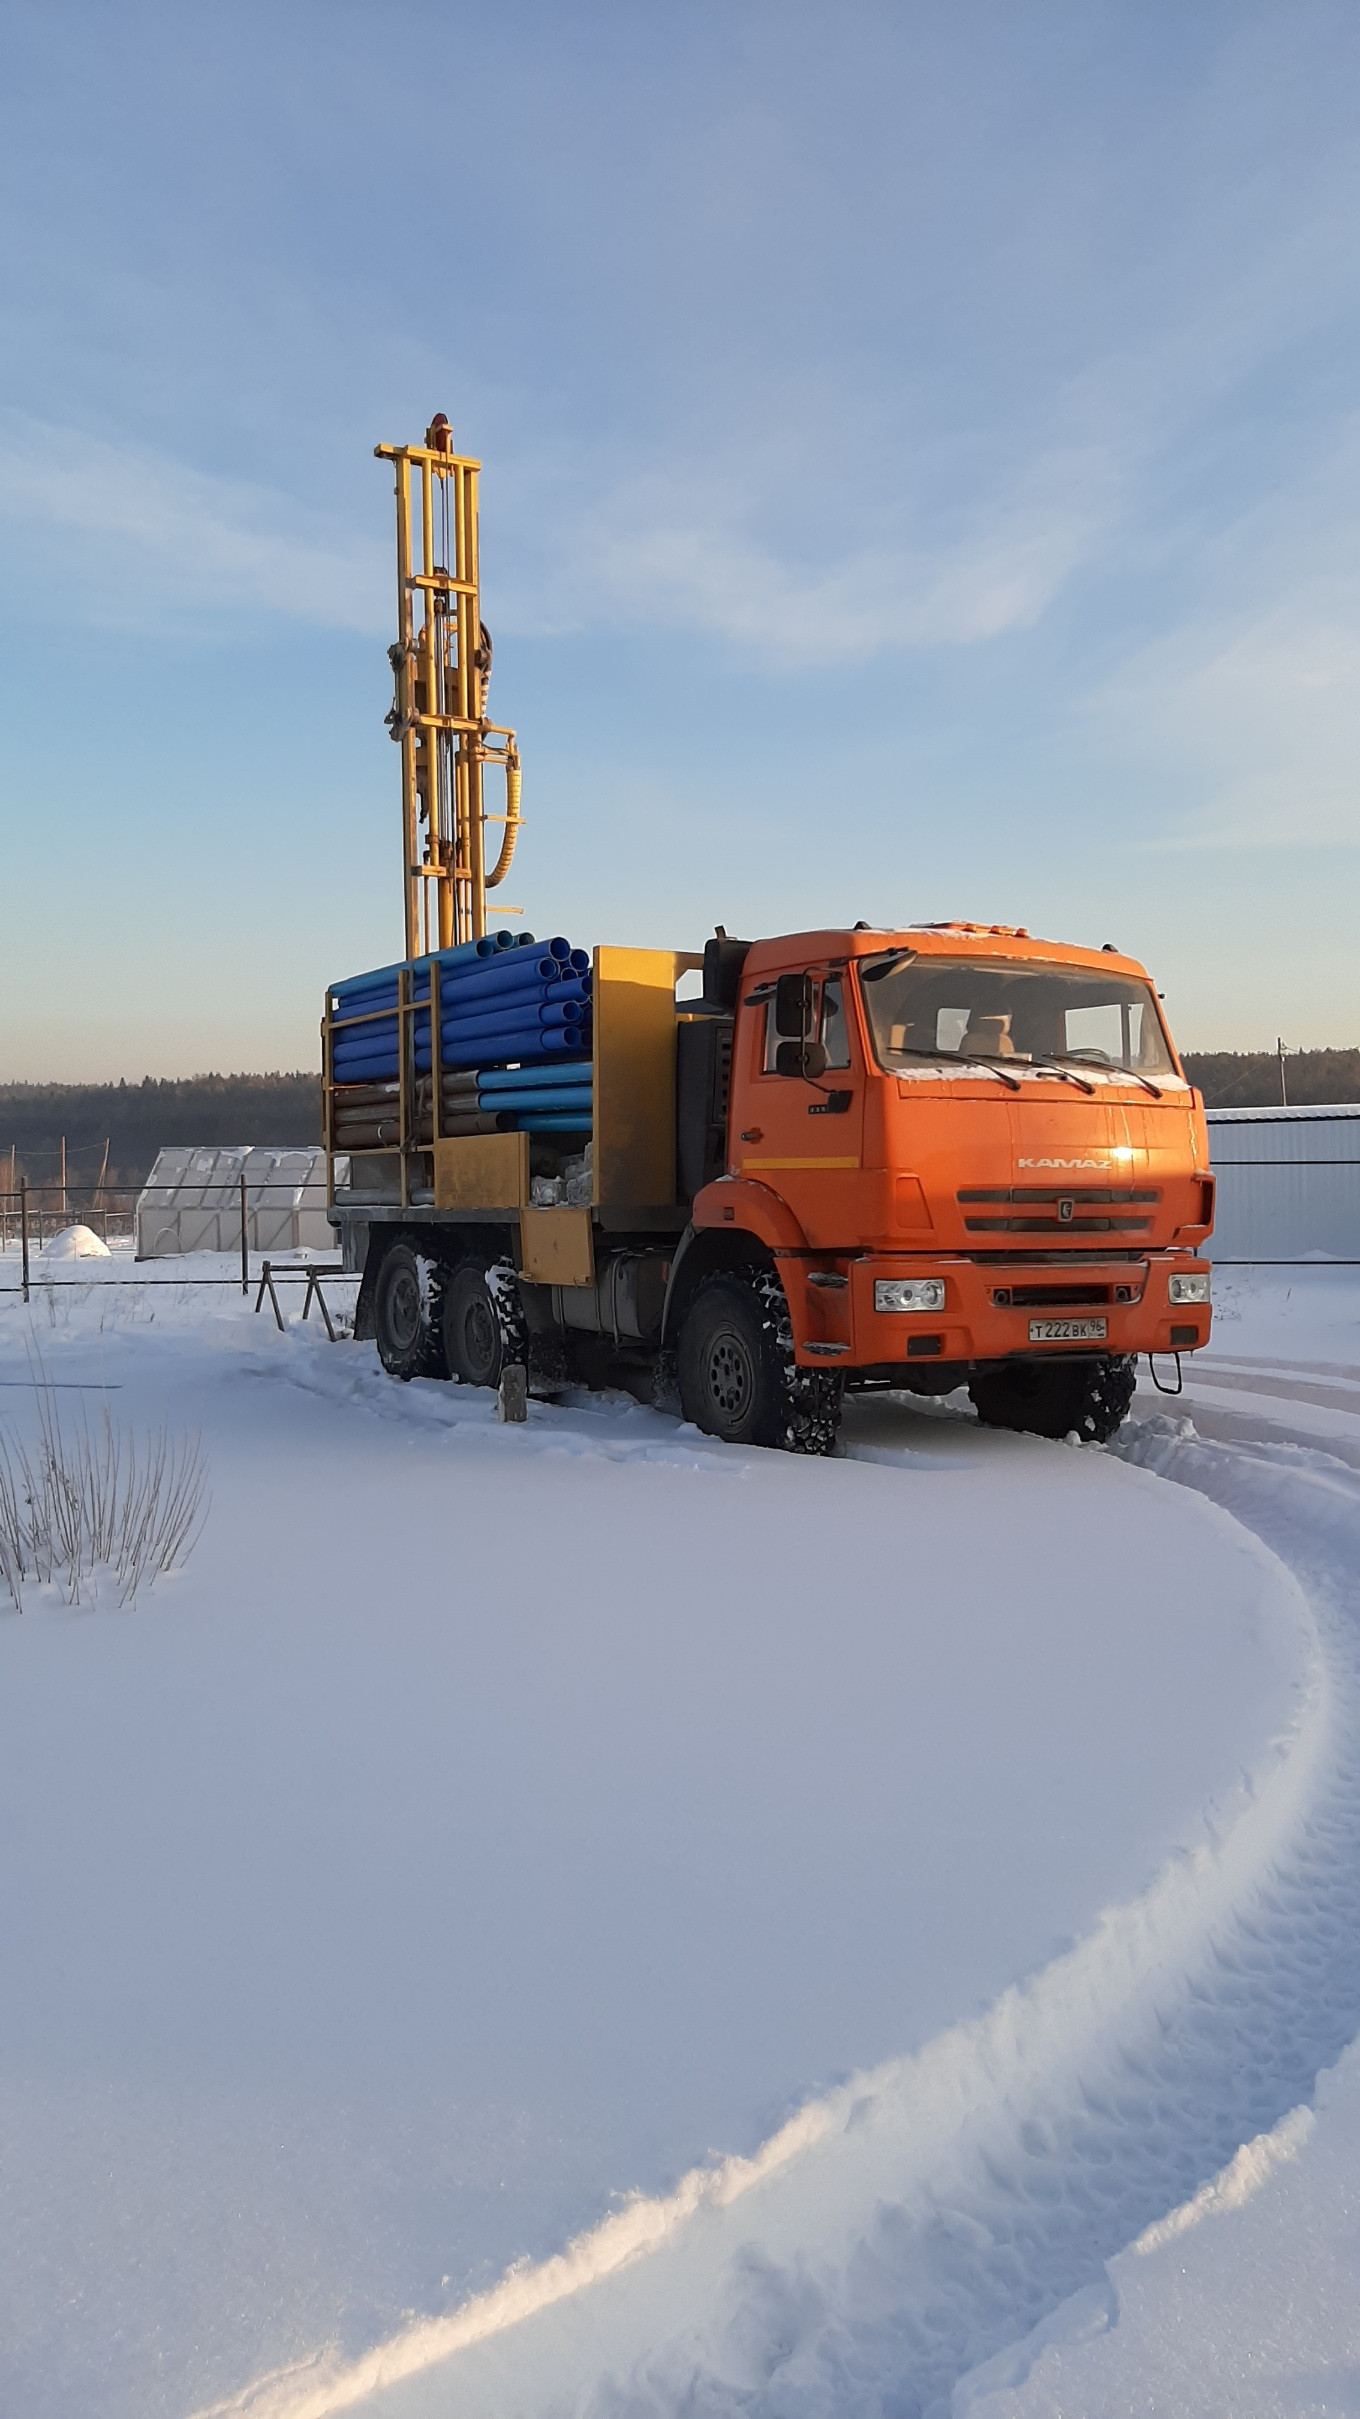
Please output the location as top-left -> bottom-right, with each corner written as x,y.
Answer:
875,1278 -> 946,1313
1168,1272 -> 1211,1305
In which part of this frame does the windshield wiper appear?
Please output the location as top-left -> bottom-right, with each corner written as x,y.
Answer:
891,1046 -> 1021,1093
1045,1050 -> 1163,1100
1026,1059 -> 1096,1096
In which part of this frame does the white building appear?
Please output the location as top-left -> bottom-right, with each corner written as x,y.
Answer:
1205,1105 -> 1360,1264
135,1146 -> 332,1260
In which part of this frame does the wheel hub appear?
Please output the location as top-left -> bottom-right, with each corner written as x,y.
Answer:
464,1296 -> 497,1375
707,1331 -> 752,1417
387,1270 -> 421,1350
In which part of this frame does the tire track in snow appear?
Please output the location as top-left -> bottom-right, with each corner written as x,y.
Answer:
569,1416 -> 1360,2419
202,1411 -> 1360,2419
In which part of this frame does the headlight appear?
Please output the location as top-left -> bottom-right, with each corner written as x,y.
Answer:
875,1278 -> 946,1313
1168,1272 -> 1211,1305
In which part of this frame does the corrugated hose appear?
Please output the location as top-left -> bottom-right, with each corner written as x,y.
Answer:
487,748 -> 521,888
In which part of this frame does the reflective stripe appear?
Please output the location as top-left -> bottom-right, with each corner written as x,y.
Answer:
741,1156 -> 860,1172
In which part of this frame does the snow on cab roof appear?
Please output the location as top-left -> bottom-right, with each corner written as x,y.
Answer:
742,926 -> 1150,977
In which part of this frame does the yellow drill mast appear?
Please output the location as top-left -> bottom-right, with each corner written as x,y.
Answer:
376,416 -> 522,959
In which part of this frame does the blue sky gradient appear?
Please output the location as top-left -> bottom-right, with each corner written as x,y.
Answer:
1,1 -> 1357,1076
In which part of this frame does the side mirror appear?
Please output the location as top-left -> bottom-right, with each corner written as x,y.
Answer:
774,971 -> 814,1038
775,1039 -> 829,1079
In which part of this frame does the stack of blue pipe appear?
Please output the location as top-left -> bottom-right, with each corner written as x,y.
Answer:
479,1062 -> 593,1134
328,931 -> 593,1130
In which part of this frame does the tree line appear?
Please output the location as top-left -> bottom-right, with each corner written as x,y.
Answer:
1179,1050 -> 1360,1109
1,1052 -> 1357,1196
0,1075 -> 321,1195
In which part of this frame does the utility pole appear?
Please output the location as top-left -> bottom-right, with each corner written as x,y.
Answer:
1277,1038 -> 1289,1107
59,1134 -> 67,1221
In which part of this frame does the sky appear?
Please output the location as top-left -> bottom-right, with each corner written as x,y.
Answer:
1,0 -> 1358,1079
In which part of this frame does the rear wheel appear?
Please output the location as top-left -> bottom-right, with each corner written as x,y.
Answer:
373,1242 -> 447,1382
677,1269 -> 842,1454
442,1257 -> 527,1389
968,1353 -> 1136,1444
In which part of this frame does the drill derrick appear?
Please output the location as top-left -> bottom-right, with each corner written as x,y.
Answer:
376,415 -> 522,959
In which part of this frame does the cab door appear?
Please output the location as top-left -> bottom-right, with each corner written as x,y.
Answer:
732,973 -> 865,1247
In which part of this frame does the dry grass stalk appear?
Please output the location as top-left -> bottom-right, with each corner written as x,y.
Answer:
0,1361 -> 208,1612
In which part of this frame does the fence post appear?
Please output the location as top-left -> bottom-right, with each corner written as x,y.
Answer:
240,1172 -> 249,1297
20,1179 -> 29,1305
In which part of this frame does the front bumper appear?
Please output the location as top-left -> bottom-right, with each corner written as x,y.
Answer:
786,1252 -> 1213,1368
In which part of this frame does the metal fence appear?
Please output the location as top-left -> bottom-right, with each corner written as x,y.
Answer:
0,1187 -> 136,1252
0,1181 -> 340,1303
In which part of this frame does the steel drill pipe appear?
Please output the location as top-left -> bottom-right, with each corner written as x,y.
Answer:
332,1117 -> 405,1148
416,1111 -> 502,1141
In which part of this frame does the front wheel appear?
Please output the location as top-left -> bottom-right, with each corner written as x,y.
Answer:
968,1353 -> 1137,1444
677,1269 -> 842,1454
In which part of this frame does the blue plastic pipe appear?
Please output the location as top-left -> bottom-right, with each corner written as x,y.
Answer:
479,1060 -> 599,1093
442,983 -> 589,1033
330,931 -> 526,1003
416,1022 -> 591,1062
437,1004 -> 586,1048
479,1085 -> 592,1115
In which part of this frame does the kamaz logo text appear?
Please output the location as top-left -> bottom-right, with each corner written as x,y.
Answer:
1017,1156 -> 1110,1170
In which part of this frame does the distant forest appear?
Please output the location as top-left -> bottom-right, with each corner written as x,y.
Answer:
1,1052 -> 1357,1198
1179,1050 -> 1360,1109
0,1075 -> 320,1197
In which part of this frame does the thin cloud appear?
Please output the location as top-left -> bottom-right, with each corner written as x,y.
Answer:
0,413 -> 386,634
0,406 -> 1117,664
1092,418 -> 1360,853
1113,602 -> 1360,851
492,437 -> 1119,663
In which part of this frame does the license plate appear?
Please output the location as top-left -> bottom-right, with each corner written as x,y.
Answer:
1029,1317 -> 1107,1343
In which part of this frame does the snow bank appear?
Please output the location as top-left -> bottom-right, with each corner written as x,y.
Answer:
1210,1261 -> 1360,1368
950,1381 -> 1360,2419
953,2044 -> 1360,2417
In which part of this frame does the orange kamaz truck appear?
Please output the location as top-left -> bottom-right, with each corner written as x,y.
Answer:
327,919 -> 1214,1453
324,424 -> 1214,1451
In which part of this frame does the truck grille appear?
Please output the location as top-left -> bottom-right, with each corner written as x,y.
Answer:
957,1185 -> 1158,1236
993,1283 -> 1117,1308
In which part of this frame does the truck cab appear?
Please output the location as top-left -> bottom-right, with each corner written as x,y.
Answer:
666,922 -> 1213,1448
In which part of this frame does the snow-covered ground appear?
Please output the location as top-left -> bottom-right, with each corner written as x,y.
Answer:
0,1247 -> 1356,2418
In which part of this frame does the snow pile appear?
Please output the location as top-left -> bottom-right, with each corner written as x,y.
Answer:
38,1221 -> 111,1259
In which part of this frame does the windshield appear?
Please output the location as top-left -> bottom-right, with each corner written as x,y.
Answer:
857,954 -> 1178,1079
